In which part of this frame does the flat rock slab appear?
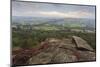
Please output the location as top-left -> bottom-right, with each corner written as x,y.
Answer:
29,52 -> 53,64
72,36 -> 94,51
51,48 -> 78,63
77,50 -> 96,61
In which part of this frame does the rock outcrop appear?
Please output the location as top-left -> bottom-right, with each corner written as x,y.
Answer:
72,36 -> 94,51
28,36 -> 95,64
12,36 -> 96,65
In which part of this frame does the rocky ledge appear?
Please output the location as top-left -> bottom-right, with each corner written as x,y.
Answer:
12,36 -> 96,65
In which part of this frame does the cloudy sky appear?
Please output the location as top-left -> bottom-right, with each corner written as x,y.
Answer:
12,1 -> 95,19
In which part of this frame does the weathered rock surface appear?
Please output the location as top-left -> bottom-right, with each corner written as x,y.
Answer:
72,36 -> 94,51
28,36 -> 96,64
12,36 -> 96,65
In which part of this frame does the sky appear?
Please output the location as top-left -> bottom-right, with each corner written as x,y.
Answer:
12,1 -> 95,19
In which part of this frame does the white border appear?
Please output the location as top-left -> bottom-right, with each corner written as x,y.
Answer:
0,0 -> 100,67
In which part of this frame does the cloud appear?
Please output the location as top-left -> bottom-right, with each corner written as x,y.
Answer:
12,1 -> 95,19
38,11 -> 94,18
39,11 -> 69,17
12,9 -> 94,19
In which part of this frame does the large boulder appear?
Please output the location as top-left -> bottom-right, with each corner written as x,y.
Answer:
72,36 -> 94,51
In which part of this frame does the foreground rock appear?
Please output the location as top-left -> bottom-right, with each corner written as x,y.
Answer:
28,36 -> 95,64
72,36 -> 94,51
12,36 -> 95,65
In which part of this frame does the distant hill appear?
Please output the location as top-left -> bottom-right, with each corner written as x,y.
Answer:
12,16 -> 95,29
